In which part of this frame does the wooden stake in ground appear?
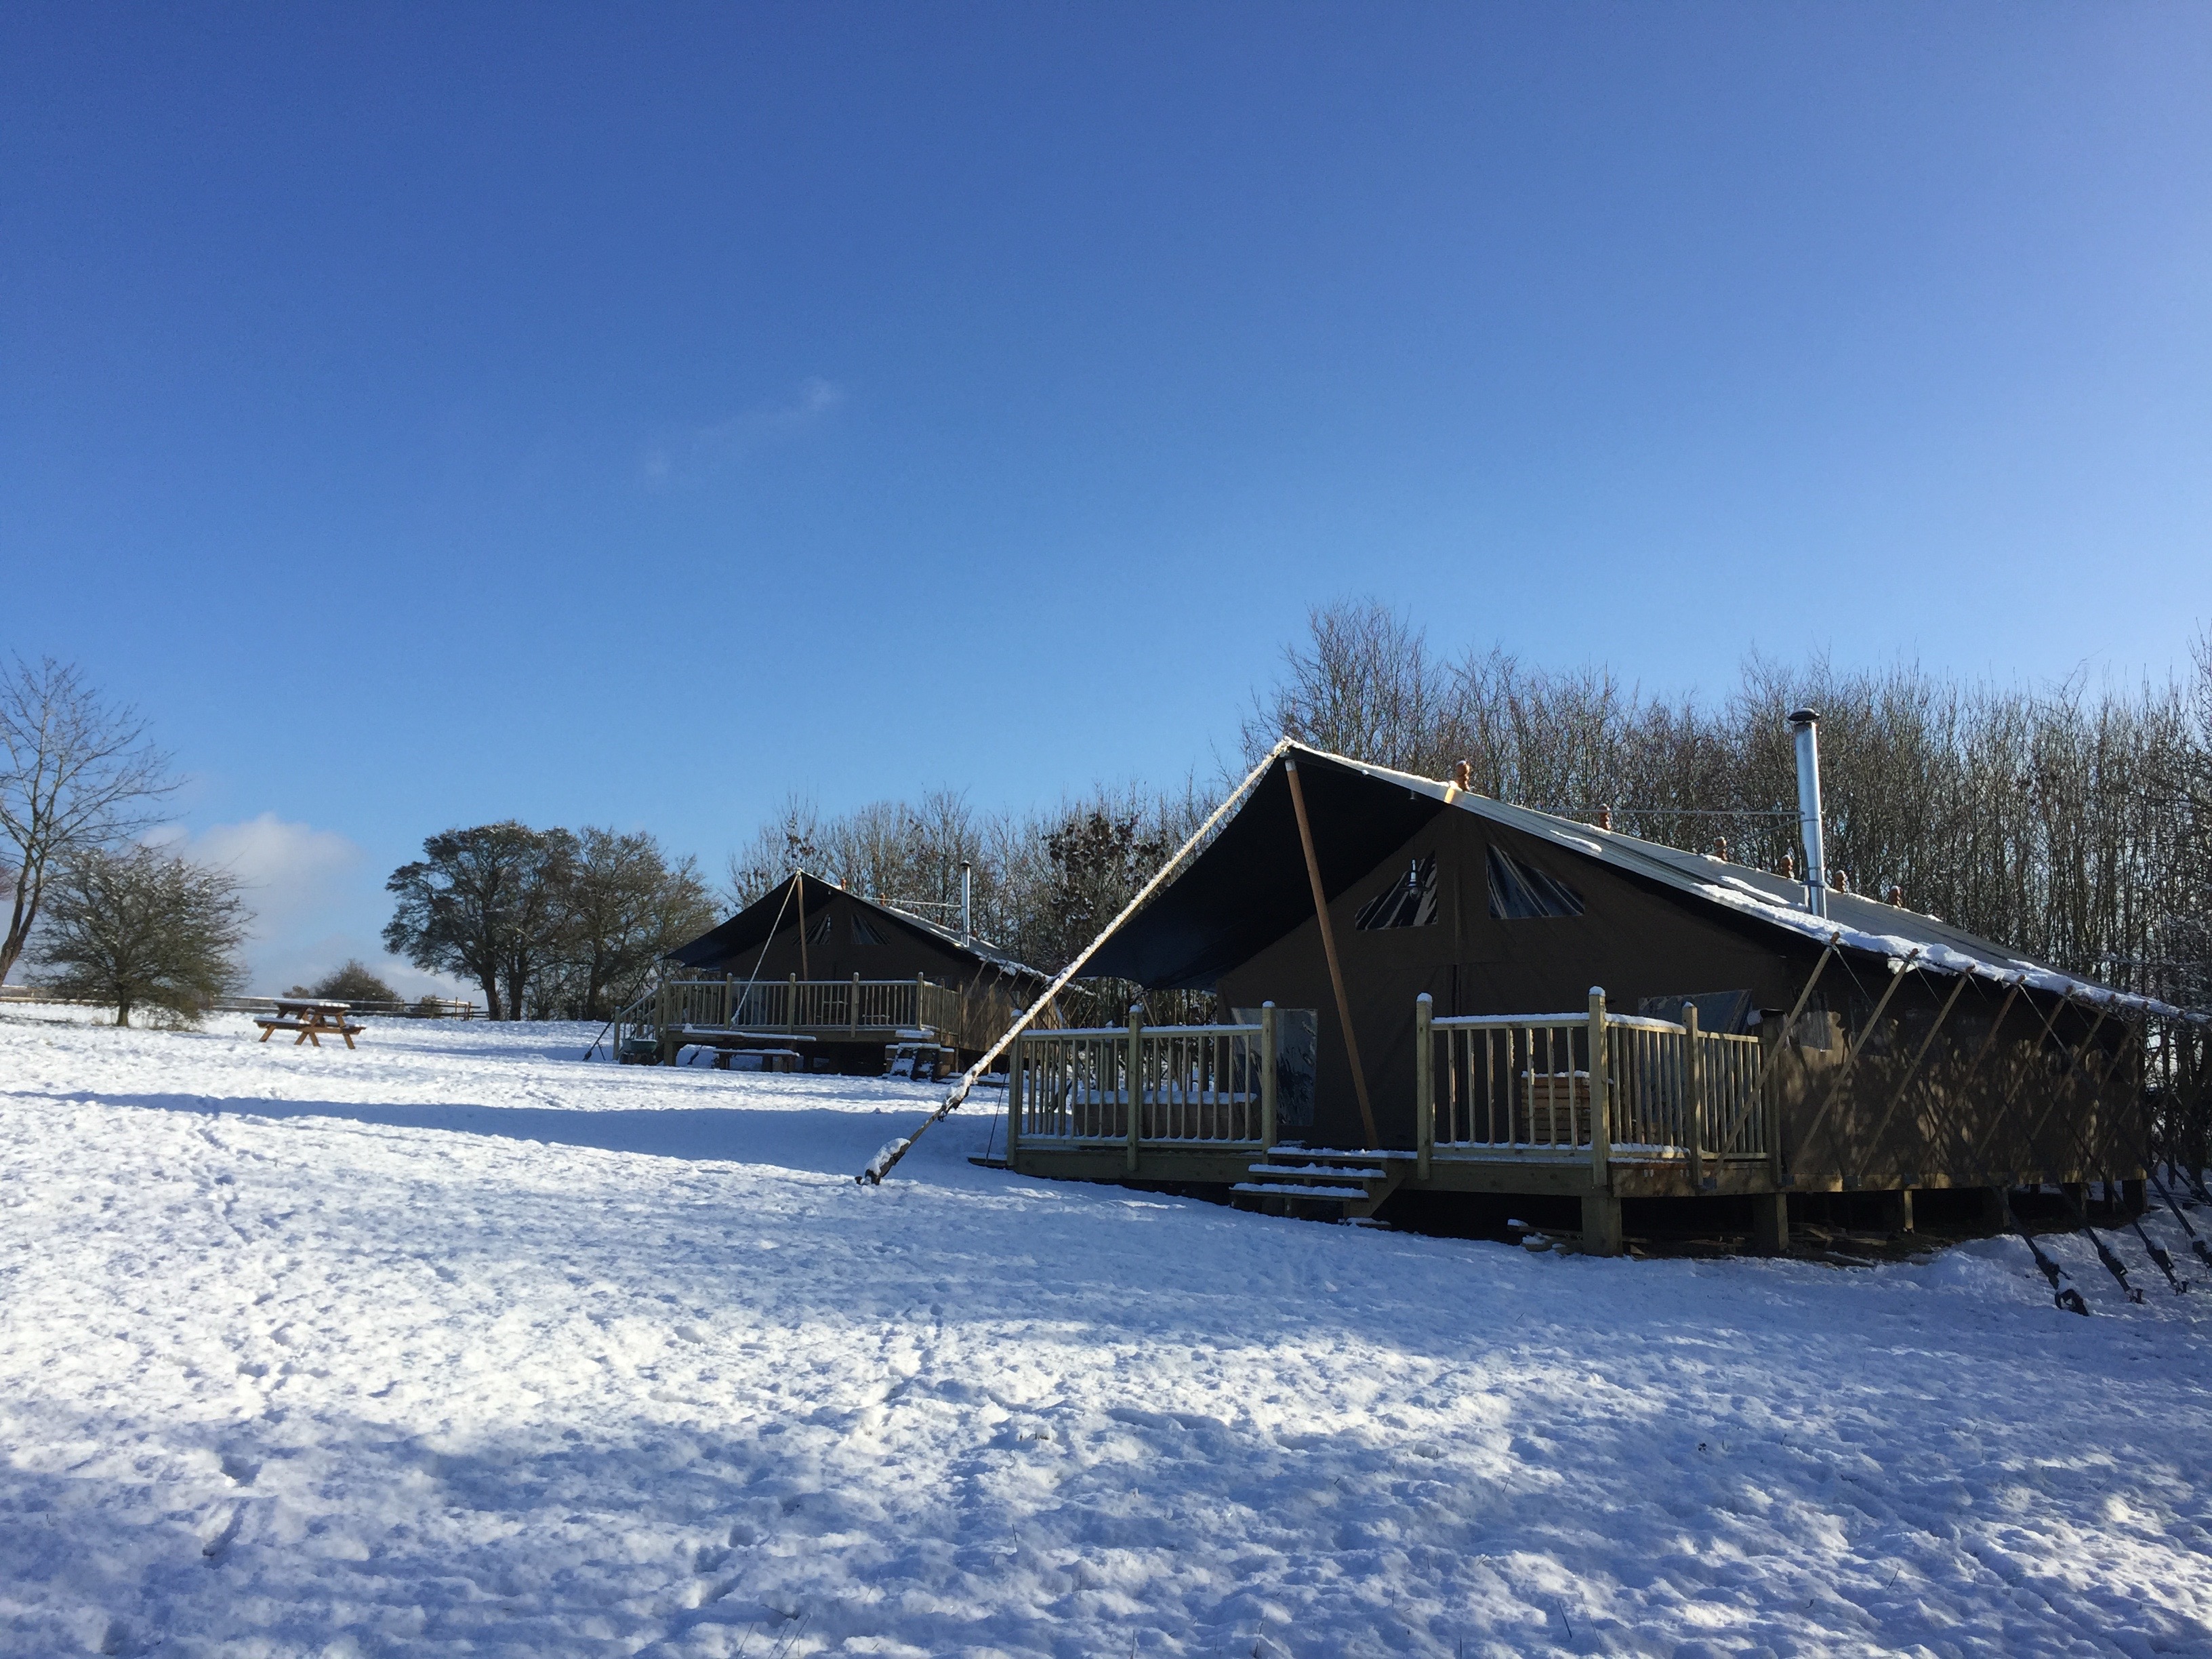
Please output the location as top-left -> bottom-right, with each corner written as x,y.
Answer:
1285,757 -> 1380,1149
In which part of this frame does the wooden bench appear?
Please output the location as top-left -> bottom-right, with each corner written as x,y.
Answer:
256,998 -> 366,1050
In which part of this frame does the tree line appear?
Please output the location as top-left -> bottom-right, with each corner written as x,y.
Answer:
9,609 -> 2209,1029
704,606 -> 2209,1022
383,823 -> 716,1021
720,783 -> 1208,1025
1244,602 -> 2212,1010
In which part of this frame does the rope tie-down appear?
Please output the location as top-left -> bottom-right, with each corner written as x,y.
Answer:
857,742 -> 1292,1186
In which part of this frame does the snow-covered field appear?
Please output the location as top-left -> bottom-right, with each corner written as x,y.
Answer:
3,1006 -> 2211,1658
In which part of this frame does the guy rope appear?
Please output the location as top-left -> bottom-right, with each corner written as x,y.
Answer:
857,741 -> 1292,1185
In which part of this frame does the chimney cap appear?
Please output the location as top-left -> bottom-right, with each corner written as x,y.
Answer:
1786,707 -> 1820,728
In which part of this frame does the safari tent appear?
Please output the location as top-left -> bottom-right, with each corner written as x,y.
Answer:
1001,741 -> 2201,1253
629,874 -> 1050,1073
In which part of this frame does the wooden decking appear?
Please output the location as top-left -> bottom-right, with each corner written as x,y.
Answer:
1003,989 -> 2142,1254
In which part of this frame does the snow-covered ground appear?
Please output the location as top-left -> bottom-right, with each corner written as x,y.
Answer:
3,1005 -> 2210,1658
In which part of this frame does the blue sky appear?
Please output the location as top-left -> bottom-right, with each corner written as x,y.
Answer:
4,4 -> 2208,991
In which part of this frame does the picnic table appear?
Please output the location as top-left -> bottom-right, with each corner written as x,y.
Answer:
666,1025 -> 815,1071
255,997 -> 366,1050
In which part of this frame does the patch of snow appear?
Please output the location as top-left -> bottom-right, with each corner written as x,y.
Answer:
2,1003 -> 2210,1654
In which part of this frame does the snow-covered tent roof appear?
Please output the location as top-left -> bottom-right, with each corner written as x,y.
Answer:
1092,742 -> 2204,1023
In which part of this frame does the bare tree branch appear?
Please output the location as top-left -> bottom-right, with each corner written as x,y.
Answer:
0,657 -> 178,984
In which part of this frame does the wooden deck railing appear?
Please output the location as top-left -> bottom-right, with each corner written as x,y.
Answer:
657,975 -> 966,1038
1415,991 -> 1769,1181
1008,1007 -> 1276,1172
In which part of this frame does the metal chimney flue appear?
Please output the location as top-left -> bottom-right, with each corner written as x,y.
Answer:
1786,708 -> 1827,917
960,861 -> 972,947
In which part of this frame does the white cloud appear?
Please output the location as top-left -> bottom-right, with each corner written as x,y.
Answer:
149,816 -> 468,1001
642,377 -> 846,487
160,814 -> 359,937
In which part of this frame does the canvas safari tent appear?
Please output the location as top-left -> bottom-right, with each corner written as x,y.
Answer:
619,874 -> 1050,1073
1000,738 -> 2205,1254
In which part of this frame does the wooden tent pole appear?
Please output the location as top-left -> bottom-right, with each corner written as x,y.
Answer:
796,870 -> 809,983
1955,975 -> 2031,1170
1775,933 -> 1841,1042
1858,966 -> 1975,1170
2017,993 -> 2100,1142
1793,947 -> 1924,1172
1286,758 -> 1380,1149
2020,993 -> 2112,1172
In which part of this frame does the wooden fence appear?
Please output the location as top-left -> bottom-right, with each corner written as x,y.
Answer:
0,987 -> 480,1019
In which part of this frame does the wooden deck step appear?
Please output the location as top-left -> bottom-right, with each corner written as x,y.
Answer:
1231,1149 -> 1408,1223
1231,1181 -> 1374,1202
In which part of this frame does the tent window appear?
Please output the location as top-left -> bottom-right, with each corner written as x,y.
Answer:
852,914 -> 885,946
1355,855 -> 1439,930
807,913 -> 835,943
1487,845 -> 1584,919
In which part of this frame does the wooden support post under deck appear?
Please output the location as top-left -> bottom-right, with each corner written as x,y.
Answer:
1260,1002 -> 1278,1152
1581,1190 -> 1624,1256
1284,758 -> 1380,1149
1750,1191 -> 1788,1254
1005,1033 -> 1022,1164
1126,1005 -> 1143,1174
1415,993 -> 1434,1181
1975,1185 -> 2009,1233
1588,988 -> 1611,1192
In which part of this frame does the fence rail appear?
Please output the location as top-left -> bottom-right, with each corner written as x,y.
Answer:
1009,1008 -> 1276,1170
0,987 -> 480,1019
1416,992 -> 1769,1179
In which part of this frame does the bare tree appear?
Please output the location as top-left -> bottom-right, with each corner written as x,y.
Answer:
541,827 -> 718,1019
1242,600 -> 1463,775
33,844 -> 247,1026
1250,600 -> 2212,1004
0,658 -> 176,985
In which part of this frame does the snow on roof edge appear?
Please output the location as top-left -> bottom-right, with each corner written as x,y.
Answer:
1281,741 -> 2209,1025
869,895 -> 1050,982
